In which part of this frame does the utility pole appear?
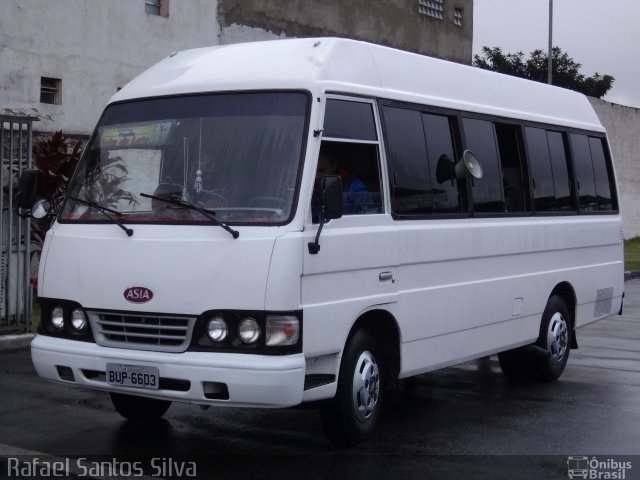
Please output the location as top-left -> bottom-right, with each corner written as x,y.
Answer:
548,0 -> 553,84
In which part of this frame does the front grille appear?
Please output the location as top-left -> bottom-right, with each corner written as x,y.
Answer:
88,312 -> 196,353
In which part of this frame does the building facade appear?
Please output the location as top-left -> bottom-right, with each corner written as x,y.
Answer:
0,0 -> 473,135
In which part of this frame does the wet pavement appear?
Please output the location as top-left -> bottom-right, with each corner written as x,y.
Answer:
1,281 -> 639,479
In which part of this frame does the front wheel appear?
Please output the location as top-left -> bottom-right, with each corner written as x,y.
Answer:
320,329 -> 383,446
110,392 -> 171,422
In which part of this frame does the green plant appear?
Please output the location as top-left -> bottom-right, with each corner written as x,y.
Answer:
624,237 -> 640,271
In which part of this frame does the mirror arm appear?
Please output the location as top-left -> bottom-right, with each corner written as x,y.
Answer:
308,205 -> 325,254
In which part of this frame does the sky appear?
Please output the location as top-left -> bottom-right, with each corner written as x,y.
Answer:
473,0 -> 640,108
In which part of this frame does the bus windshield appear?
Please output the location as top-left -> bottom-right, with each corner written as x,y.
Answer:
61,92 -> 309,225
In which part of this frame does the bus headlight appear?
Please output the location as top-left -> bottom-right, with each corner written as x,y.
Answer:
207,316 -> 228,342
70,309 -> 87,331
238,317 -> 260,344
266,315 -> 299,346
51,306 -> 65,330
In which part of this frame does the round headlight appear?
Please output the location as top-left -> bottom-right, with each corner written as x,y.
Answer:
70,309 -> 86,331
238,317 -> 260,344
207,316 -> 228,342
51,306 -> 64,330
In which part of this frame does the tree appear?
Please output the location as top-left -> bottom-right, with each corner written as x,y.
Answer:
473,46 -> 614,98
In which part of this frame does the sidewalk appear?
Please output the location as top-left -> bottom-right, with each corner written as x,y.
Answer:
0,333 -> 34,352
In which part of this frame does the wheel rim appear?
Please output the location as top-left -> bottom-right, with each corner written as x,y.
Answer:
351,350 -> 380,422
546,312 -> 569,363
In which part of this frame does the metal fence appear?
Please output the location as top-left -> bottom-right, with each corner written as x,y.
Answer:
0,114 -> 34,333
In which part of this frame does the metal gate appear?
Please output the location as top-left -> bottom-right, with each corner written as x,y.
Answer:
0,114 -> 34,333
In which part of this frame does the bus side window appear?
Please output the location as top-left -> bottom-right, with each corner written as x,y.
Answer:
462,118 -> 505,213
314,99 -> 383,221
316,141 -> 382,216
495,123 -> 529,213
570,133 -> 598,211
588,137 -> 615,211
525,127 -> 575,212
525,127 -> 555,212
381,105 -> 464,216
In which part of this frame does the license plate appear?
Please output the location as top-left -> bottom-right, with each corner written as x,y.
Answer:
106,363 -> 159,390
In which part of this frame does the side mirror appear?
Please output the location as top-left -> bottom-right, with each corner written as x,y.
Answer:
320,175 -> 343,221
31,199 -> 51,219
308,175 -> 342,254
16,169 -> 40,211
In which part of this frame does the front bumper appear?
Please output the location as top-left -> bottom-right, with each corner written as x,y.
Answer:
31,335 -> 305,408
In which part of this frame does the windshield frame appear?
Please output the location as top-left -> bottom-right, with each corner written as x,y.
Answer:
58,89 -> 312,228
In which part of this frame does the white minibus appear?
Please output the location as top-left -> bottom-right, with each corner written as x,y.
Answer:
21,38 -> 623,445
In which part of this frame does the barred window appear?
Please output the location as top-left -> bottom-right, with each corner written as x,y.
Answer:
454,7 -> 463,26
418,0 -> 444,20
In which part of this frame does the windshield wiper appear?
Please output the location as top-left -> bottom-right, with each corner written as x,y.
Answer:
68,197 -> 134,237
140,193 -> 239,239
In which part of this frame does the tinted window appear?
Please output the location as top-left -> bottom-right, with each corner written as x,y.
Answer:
570,134 -> 597,211
383,107 -> 431,214
463,118 -> 505,213
382,107 -> 462,215
495,124 -> 529,212
423,113 -> 461,213
589,137 -> 614,211
547,131 -> 573,210
526,127 -> 555,211
526,128 -> 574,212
323,99 -> 377,140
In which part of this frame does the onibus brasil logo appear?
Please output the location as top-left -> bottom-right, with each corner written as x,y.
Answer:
567,456 -> 633,479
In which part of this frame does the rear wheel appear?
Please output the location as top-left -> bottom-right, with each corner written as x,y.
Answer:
533,295 -> 571,381
498,295 -> 571,381
320,329 -> 383,446
110,392 -> 171,422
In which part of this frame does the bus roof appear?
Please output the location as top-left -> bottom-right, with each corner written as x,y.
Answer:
112,37 -> 604,132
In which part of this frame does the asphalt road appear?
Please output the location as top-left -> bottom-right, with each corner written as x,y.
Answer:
1,281 -> 639,479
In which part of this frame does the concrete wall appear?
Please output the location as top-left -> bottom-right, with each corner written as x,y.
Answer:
0,0 -> 218,135
589,98 -> 640,239
217,0 -> 473,64
1,0 -> 472,136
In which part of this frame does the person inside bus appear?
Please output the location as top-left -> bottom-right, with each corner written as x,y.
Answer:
313,143 -> 374,221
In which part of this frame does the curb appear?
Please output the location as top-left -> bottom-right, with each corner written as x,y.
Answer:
0,333 -> 34,352
625,271 -> 640,282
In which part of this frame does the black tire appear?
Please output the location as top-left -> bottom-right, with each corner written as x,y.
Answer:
110,392 -> 171,422
498,295 -> 571,382
320,329 -> 383,446
532,295 -> 571,381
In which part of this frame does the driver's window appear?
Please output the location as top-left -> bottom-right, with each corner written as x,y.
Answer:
313,99 -> 383,222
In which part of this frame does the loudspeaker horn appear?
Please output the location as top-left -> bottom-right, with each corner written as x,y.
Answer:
455,150 -> 483,180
